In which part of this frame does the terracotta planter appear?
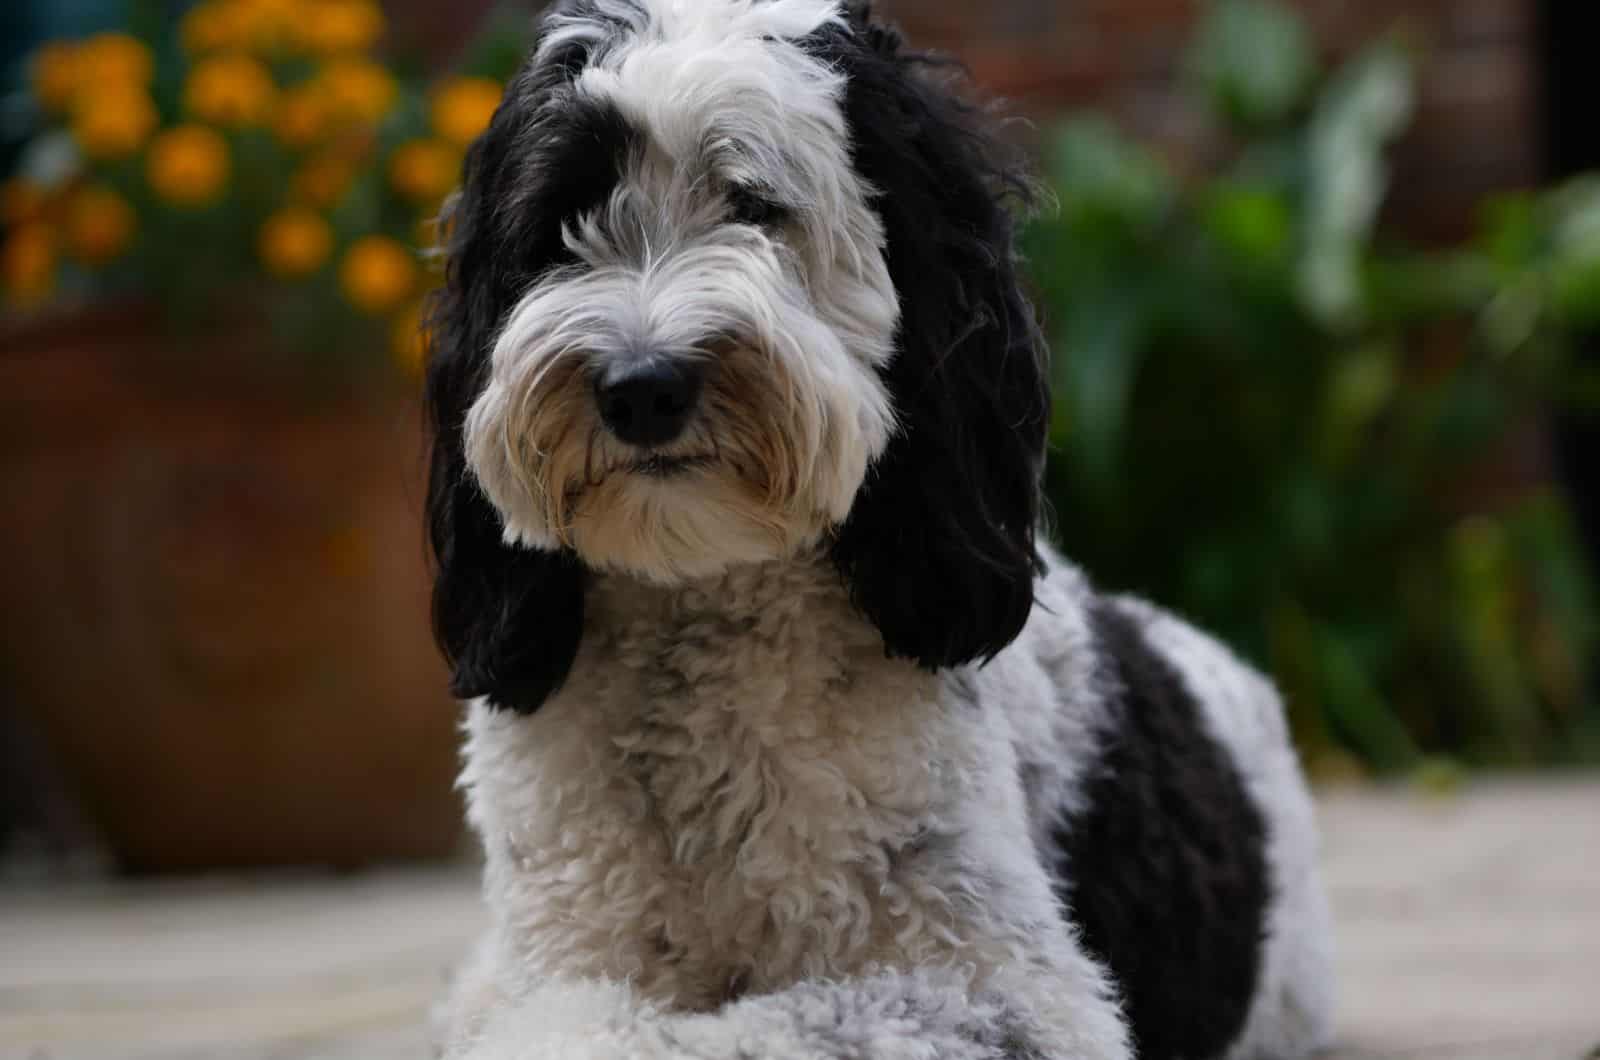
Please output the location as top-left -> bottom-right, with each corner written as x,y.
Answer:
0,306 -> 464,872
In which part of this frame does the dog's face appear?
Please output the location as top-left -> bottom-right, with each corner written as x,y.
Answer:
464,0 -> 899,580
428,0 -> 1050,712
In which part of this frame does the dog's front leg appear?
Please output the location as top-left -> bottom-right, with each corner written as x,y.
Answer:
446,966 -> 1127,1060
658,966 -> 1125,1060
444,972 -> 1011,1060
440,972 -> 664,1060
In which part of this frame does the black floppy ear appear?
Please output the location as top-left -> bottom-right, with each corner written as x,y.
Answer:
424,33 -> 597,715
822,6 -> 1050,670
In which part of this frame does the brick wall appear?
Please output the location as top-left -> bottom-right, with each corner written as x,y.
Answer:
874,0 -> 1542,241
402,0 -> 1543,239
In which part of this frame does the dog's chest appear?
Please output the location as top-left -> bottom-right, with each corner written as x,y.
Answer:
465,564 -> 984,1007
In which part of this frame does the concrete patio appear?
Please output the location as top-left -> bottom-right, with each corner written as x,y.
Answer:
2,779 -> 1596,1060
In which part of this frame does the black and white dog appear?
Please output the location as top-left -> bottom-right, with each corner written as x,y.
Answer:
426,2 -> 1335,1057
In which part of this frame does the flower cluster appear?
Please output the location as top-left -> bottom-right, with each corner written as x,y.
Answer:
2,3 -> 518,378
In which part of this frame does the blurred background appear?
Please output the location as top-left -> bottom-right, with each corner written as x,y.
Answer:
0,0 -> 1596,880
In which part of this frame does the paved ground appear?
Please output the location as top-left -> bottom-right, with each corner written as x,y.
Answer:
1318,780 -> 1598,1059
1,779 -> 1596,1060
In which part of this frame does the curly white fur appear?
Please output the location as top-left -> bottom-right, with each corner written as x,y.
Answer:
439,554 -> 1332,1060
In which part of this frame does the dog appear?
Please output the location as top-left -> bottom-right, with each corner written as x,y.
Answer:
424,1 -> 1336,1057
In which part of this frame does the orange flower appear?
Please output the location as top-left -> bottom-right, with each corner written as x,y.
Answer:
316,58 -> 397,125
340,236 -> 416,314
272,85 -> 331,148
291,154 -> 354,208
236,0 -> 306,50
388,139 -> 462,205
185,53 -> 277,127
147,125 -> 231,207
71,89 -> 160,160
2,180 -> 48,226
184,0 -> 307,53
259,208 -> 334,277
77,33 -> 154,87
431,78 -> 503,146
2,222 -> 57,305
35,32 -> 151,114
295,0 -> 386,54
181,2 -> 247,53
30,42 -> 82,113
65,185 -> 136,265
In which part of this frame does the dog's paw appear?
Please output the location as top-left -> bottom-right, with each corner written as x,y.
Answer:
442,978 -> 653,1060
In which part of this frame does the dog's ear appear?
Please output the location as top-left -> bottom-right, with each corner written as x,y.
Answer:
424,31 -> 598,715
821,10 -> 1050,670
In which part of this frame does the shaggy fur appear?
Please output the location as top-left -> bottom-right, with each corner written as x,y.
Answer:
425,2 -> 1335,1057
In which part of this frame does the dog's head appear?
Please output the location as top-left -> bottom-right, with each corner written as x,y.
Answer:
427,0 -> 1049,712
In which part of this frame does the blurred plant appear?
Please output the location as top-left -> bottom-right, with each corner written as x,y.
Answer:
1027,0 -> 1600,775
0,0 -> 534,382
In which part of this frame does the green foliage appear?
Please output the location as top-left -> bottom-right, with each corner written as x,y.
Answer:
1026,0 -> 1600,775
1188,0 -> 1314,127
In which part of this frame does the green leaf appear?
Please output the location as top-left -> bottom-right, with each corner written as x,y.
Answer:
1051,287 -> 1148,494
1445,517 -> 1548,764
1478,193 -> 1541,268
1045,117 -> 1174,227
1546,177 -> 1600,325
1203,184 -> 1294,270
1298,38 -> 1414,328
1189,0 -> 1316,128
1318,342 -> 1396,469
1317,625 -> 1418,772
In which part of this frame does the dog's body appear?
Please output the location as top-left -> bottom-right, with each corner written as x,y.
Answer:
442,552 -> 1334,1060
426,2 -> 1335,1057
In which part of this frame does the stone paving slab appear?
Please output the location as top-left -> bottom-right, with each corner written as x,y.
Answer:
1317,779 -> 1599,1060
1,780 -> 1596,1059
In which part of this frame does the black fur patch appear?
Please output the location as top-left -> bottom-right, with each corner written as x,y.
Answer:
1052,599 -> 1269,1060
809,6 -> 1052,671
424,10 -> 639,714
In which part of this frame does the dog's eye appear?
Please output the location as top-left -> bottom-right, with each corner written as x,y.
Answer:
728,186 -> 789,229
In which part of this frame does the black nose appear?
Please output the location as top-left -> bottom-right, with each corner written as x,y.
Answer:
594,358 -> 704,447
